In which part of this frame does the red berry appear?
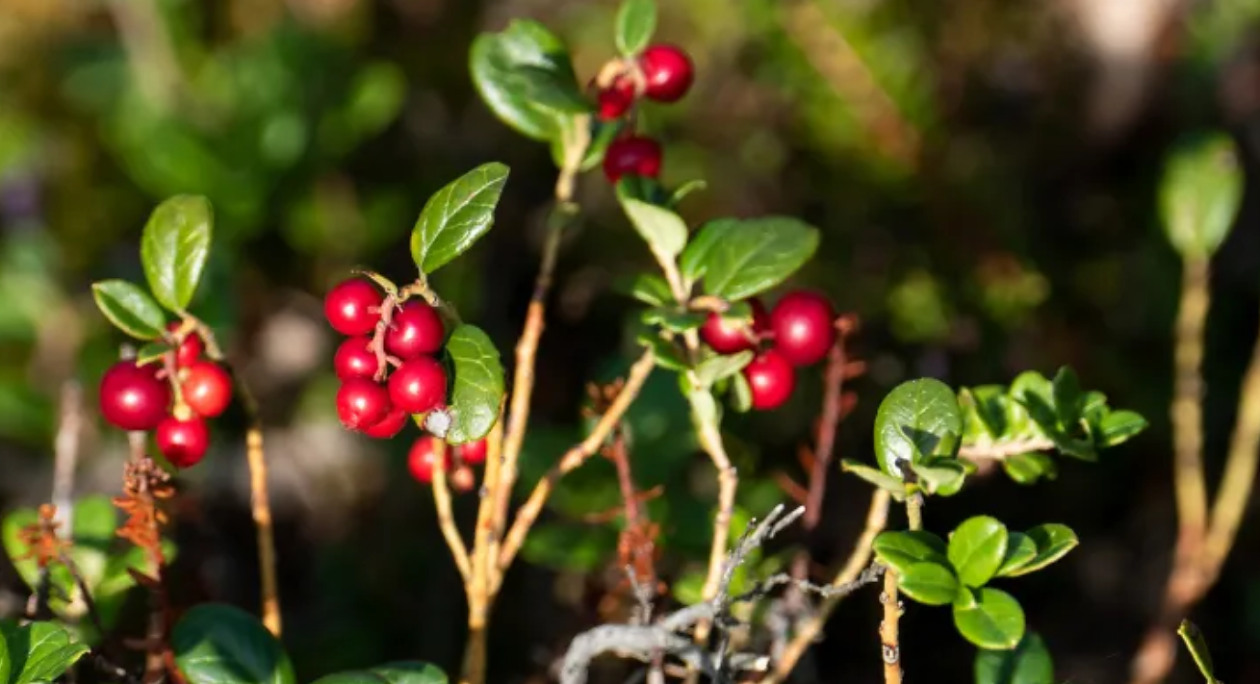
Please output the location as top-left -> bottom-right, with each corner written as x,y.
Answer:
597,78 -> 635,120
603,136 -> 662,183
770,290 -> 837,366
362,407 -> 409,439
99,361 -> 171,431
456,438 -> 488,466
324,278 -> 383,337
407,435 -> 451,484
450,465 -> 476,492
334,337 -> 379,381
166,322 -> 203,367
385,301 -> 445,359
156,416 -> 210,468
387,357 -> 448,414
639,44 -> 694,103
181,361 -> 233,418
700,299 -> 770,355
336,378 -> 392,430
744,350 -> 796,410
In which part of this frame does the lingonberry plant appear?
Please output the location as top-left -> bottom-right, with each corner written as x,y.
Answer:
1,2 -> 1255,684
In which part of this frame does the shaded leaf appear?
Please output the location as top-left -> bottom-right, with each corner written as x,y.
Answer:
91,280 -> 167,340
679,218 -> 736,285
411,163 -> 510,274
637,333 -> 687,372
874,378 -> 962,478
640,308 -> 706,333
618,273 -> 674,306
995,532 -> 1038,577
1099,410 -> 1148,448
1001,453 -> 1057,485
911,458 -> 967,496
443,325 -> 505,444
140,195 -> 213,311
309,662 -> 448,684
1003,524 -> 1078,578
172,603 -> 295,684
1160,133 -> 1242,258
617,191 -> 689,262
1051,367 -> 1083,427
840,460 -> 907,500
695,351 -> 754,387
974,631 -> 1055,684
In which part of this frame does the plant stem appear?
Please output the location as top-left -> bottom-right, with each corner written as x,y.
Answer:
880,494 -> 921,684
429,436 -> 471,582
763,488 -> 892,684
685,379 -> 738,650
1172,256 -> 1211,542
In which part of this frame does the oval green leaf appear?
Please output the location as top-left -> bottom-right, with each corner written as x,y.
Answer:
443,324 -> 505,444
411,163 -> 510,275
872,530 -> 948,575
840,460 -> 908,500
309,662 -> 448,684
1002,524 -> 1079,578
468,21 -> 578,142
695,350 -> 753,388
680,218 -> 737,285
953,588 -> 1026,650
995,531 -> 1038,578
1001,453 -> 1057,485
1051,367 -> 1083,427
910,458 -> 967,496
617,190 -> 688,262
974,631 -> 1054,684
615,0 -> 657,56
874,378 -> 963,478
141,195 -> 213,312
0,620 -> 91,684
948,516 -> 1009,587
897,561 -> 960,606
697,217 -> 820,300
1160,133 -> 1242,259
1099,410 -> 1148,448
172,603 -> 295,684
91,280 -> 167,340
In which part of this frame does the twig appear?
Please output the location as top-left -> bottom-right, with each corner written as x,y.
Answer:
430,438 -> 471,582
879,568 -> 903,684
59,552 -> 106,637
463,417 -> 504,684
1128,295 -> 1260,684
495,350 -> 656,578
1171,256 -> 1211,540
957,437 -> 1055,462
762,488 -> 892,684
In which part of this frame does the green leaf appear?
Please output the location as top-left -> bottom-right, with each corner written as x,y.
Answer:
309,663 -> 449,684
695,351 -> 754,387
1099,410 -> 1148,448
995,532 -> 1038,577
91,280 -> 167,340
1160,133 -> 1242,259
840,460 -> 907,500
614,0 -> 657,56
136,342 -> 173,366
468,21 -> 579,142
619,273 -> 674,306
679,218 -> 736,285
637,333 -> 687,371
1003,525 -> 1078,577
641,308 -> 706,333
512,66 -> 592,114
696,217 -> 820,300
910,458 -> 967,496
1001,453 -> 1057,485
948,516 -> 1009,587
897,561 -> 961,606
443,325 -> 505,444
961,386 -> 1009,440
1177,620 -> 1220,684
728,370 -> 753,413
871,530 -> 948,575
0,620 -> 91,684
172,603 -> 295,684
617,190 -> 689,262
874,378 -> 963,478
411,163 -> 510,274
1051,367 -> 1083,427
953,588 -> 1027,650
140,195 -> 213,312
974,631 -> 1055,684
0,624 -> 8,684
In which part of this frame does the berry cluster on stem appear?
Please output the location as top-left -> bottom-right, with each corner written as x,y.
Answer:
593,44 -> 694,184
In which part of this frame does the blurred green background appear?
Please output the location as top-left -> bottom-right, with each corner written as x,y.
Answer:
1,0 -> 1259,681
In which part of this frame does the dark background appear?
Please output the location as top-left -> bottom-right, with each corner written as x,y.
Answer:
1,0 -> 1259,682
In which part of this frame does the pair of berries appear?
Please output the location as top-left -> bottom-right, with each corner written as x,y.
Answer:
598,44 -> 694,184
407,435 -> 487,489
700,291 -> 837,411
98,323 -> 233,468
324,278 -> 450,439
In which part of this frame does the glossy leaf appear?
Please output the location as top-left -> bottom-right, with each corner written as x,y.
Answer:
1001,453 -> 1057,485
0,620 -> 90,684
309,662 -> 449,684
679,218 -> 736,285
1160,133 -> 1242,259
620,273 -> 674,306
995,532 -> 1038,577
840,460 -> 907,500
948,516 -> 1009,587
91,280 -> 167,340
141,195 -> 213,311
1051,367 -> 1083,427
172,603 -> 295,684
641,308 -> 706,333
953,588 -> 1026,650
618,191 -> 688,261
468,21 -> 579,142
911,458 -> 967,496
695,350 -> 754,387
874,378 -> 963,478
443,325 -> 505,444
872,530 -> 948,576
1099,410 -> 1148,448
411,163 -> 510,274
974,631 -> 1055,684
695,217 -> 820,300
614,0 -> 657,56
637,333 -> 687,371
898,561 -> 960,606
1002,524 -> 1078,577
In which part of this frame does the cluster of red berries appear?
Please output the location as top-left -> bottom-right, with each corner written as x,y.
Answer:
323,277 -> 485,487
98,323 -> 233,468
700,291 -> 837,411
595,44 -> 694,184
